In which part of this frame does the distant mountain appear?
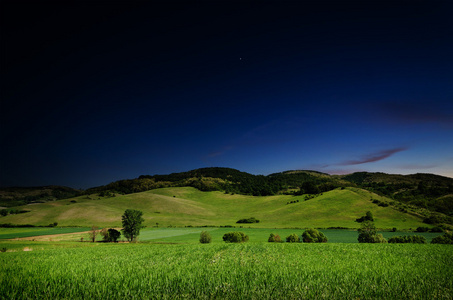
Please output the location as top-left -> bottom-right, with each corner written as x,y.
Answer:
0,186 -> 82,208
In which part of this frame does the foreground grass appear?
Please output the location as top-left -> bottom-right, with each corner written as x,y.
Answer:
1,242 -> 451,299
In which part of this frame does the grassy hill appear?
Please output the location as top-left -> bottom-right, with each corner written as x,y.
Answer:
0,187 -> 428,230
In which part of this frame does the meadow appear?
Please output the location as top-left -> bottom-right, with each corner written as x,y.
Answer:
1,241 -> 452,299
1,187 -> 429,230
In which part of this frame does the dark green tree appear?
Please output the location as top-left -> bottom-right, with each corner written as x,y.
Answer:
121,209 -> 145,242
357,221 -> 387,243
108,228 -> 121,242
302,228 -> 328,243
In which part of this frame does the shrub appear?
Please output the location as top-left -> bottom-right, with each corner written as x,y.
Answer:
0,248 -> 6,252
223,232 -> 248,243
416,227 -> 430,232
431,232 -> 453,244
199,231 -> 212,244
108,229 -> 121,242
356,211 -> 374,223
302,228 -> 327,243
388,235 -> 427,244
236,217 -> 260,224
268,233 -> 282,243
286,233 -> 300,243
430,227 -> 443,233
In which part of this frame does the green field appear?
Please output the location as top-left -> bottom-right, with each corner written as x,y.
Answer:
0,227 -> 90,240
1,241 -> 451,299
0,187 -> 429,229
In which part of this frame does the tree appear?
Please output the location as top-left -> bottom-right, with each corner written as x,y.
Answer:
199,231 -> 212,243
88,226 -> 98,243
121,209 -> 145,242
108,228 -> 121,242
302,228 -> 328,243
357,221 -> 387,243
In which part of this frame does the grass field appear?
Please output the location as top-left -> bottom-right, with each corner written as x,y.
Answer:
0,227 -> 90,240
1,227 -> 444,244
0,187 -> 428,229
1,241 -> 451,299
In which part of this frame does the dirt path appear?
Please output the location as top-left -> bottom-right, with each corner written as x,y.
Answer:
10,230 -> 92,241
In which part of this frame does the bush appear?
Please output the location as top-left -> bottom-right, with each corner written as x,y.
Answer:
199,231 -> 212,244
431,232 -> 453,244
388,235 -> 427,244
302,228 -> 327,243
356,211 -> 374,223
268,233 -> 282,243
236,217 -> 260,224
430,227 -> 443,233
223,232 -> 248,243
286,233 -> 300,243
416,227 -> 430,232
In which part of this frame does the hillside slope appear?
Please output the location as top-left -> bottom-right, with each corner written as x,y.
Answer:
0,187 -> 427,229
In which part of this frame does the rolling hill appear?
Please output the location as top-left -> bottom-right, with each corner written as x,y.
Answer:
0,187 -> 431,230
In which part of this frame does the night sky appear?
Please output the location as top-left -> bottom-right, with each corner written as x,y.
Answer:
1,0 -> 453,189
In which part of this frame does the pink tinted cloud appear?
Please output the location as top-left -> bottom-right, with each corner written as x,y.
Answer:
338,147 -> 408,166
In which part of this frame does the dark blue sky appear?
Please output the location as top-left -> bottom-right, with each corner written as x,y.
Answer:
1,0 -> 453,188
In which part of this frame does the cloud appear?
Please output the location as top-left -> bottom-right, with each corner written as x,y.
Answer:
338,147 -> 408,166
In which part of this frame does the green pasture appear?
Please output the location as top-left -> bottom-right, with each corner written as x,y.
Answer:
0,227 -> 443,244
137,227 -> 445,244
0,187 -> 428,229
1,242 -> 451,299
0,227 -> 90,240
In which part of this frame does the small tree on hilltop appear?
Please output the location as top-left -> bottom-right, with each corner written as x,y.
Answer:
302,228 -> 328,243
122,209 -> 145,242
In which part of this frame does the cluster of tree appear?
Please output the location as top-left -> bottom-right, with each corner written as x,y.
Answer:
0,209 -> 29,216
236,217 -> 260,224
0,222 -> 57,228
88,209 -> 145,243
416,226 -> 443,233
388,235 -> 427,244
431,232 -> 453,244
222,232 -> 249,243
268,229 -> 328,243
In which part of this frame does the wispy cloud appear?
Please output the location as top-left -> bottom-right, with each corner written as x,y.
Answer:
338,147 -> 408,166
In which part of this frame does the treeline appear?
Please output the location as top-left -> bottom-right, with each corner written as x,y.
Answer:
88,168 -> 351,197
